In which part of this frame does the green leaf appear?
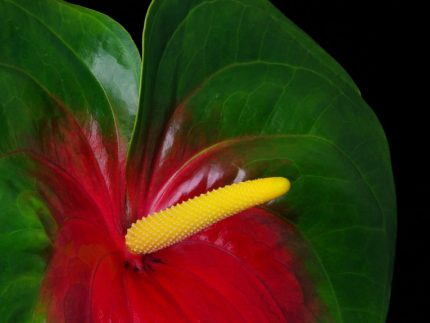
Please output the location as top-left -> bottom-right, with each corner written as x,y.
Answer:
130,0 -> 396,322
0,0 -> 140,142
0,156 -> 50,322
0,0 -> 140,319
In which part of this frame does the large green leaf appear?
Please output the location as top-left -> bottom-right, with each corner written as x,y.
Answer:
128,0 -> 396,322
0,0 -> 140,320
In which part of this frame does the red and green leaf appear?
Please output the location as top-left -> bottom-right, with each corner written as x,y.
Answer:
0,0 -> 395,322
0,0 -> 139,320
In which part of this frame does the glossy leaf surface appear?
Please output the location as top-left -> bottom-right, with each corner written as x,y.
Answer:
0,0 -> 395,322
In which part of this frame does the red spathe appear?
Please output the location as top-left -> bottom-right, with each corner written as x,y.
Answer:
32,112 -> 321,322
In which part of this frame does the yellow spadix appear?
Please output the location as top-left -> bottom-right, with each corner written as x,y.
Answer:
125,177 -> 290,254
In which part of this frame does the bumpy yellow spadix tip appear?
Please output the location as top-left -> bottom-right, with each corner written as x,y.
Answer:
125,177 -> 290,254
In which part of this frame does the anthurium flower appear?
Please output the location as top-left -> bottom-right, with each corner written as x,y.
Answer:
0,0 -> 396,322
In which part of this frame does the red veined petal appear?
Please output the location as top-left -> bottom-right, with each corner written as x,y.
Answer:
31,108 -> 325,322
40,207 -> 324,322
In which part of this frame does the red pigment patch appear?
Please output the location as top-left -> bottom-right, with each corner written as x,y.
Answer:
29,110 -> 324,322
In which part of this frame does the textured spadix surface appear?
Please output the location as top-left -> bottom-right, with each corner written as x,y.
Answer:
126,177 -> 290,254
0,0 -> 395,322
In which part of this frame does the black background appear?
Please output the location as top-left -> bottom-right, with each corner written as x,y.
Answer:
67,1 -> 421,321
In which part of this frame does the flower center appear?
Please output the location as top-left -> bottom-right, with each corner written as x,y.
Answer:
125,177 -> 290,254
